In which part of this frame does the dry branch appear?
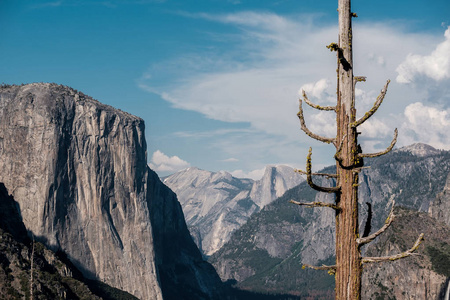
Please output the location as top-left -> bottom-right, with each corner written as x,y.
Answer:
294,169 -> 337,178
353,76 -> 367,86
297,99 -> 336,145
362,233 -> 424,264
351,80 -> 390,128
305,148 -> 340,193
357,200 -> 395,246
301,90 -> 336,111
289,199 -> 339,210
302,263 -> 337,275
359,128 -> 398,158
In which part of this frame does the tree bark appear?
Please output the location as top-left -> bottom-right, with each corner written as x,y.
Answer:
295,1 -> 423,298
335,0 -> 362,298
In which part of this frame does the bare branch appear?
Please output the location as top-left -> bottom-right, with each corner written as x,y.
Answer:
290,199 -> 340,210
301,90 -> 336,111
353,76 -> 366,87
297,99 -> 336,145
351,80 -> 390,128
357,200 -> 395,246
362,233 -> 424,264
294,169 -> 337,179
302,264 -> 337,275
305,148 -> 341,193
359,128 -> 398,158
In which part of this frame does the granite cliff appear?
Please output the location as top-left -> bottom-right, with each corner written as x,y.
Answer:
0,181 -> 140,299
362,207 -> 450,300
429,172 -> 450,228
209,144 -> 450,298
0,83 -> 223,299
164,166 -> 304,256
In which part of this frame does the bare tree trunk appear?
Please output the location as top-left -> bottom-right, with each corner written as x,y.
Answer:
335,0 -> 362,298
293,0 -> 424,299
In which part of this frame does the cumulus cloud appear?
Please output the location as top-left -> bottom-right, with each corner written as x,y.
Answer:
396,27 -> 450,83
231,167 -> 266,180
359,117 -> 391,139
399,102 -> 450,150
148,150 -> 190,173
299,78 -> 335,104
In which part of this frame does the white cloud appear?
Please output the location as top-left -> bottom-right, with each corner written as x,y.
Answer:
222,158 -> 239,162
396,27 -> 450,83
231,167 -> 266,180
308,110 -> 336,137
148,150 -> 190,173
399,102 -> 450,150
173,128 -> 256,138
140,12 -> 449,171
299,78 -> 335,104
359,117 -> 390,139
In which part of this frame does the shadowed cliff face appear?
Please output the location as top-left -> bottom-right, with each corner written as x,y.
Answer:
0,83 -> 161,299
147,168 -> 225,300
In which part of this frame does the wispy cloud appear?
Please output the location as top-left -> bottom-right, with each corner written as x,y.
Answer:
173,128 -> 256,138
32,0 -> 164,9
140,12 -> 450,168
222,158 -> 239,162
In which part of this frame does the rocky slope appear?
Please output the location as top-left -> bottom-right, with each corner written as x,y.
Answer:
429,172 -> 450,228
362,207 -> 450,300
164,165 -> 304,256
0,83 -> 224,300
209,144 -> 450,297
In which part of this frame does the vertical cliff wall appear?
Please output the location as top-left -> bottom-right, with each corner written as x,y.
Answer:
429,173 -> 450,228
147,168 -> 224,300
0,83 -> 162,299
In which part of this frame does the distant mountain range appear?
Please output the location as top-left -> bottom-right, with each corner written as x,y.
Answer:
164,165 -> 304,256
202,143 -> 450,299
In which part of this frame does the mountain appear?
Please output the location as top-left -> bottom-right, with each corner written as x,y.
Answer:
0,182 -> 138,300
209,144 -> 450,298
0,83 -> 224,299
164,165 -> 304,256
429,172 -> 450,228
394,142 -> 443,157
362,207 -> 450,299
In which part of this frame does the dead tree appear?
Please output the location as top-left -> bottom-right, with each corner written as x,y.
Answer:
290,0 -> 424,298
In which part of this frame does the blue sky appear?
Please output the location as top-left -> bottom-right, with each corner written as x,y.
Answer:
1,0 -> 450,179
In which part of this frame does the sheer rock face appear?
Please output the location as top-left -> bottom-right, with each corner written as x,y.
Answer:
164,165 -> 304,256
0,83 -> 161,299
362,208 -> 450,300
429,173 -> 450,228
148,168 -> 224,300
250,165 -> 305,208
